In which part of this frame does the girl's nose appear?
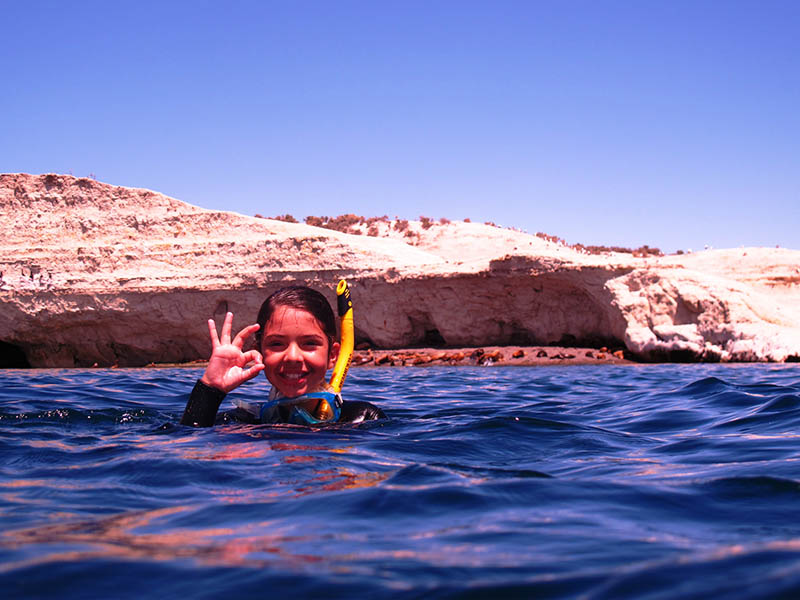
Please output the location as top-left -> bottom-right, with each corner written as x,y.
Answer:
285,342 -> 302,361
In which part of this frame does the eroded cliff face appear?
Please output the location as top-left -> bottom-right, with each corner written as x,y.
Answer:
1,173 -> 799,367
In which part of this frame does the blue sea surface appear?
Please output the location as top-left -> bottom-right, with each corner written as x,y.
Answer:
1,365 -> 800,599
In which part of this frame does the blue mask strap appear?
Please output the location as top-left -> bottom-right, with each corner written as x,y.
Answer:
260,391 -> 341,425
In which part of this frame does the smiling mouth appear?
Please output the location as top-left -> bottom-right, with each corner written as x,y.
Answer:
281,372 -> 307,381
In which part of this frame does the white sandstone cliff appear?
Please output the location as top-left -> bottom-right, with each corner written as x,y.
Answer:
1,173 -> 798,367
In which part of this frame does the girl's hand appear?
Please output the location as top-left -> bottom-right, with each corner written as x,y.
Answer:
200,312 -> 264,393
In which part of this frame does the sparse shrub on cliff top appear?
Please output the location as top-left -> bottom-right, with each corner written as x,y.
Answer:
366,215 -> 389,226
633,245 -> 663,257
330,214 -> 364,232
573,244 -> 624,254
304,214 -> 364,234
536,232 -> 566,245
304,215 -> 664,256
534,231 -> 663,256
574,242 -> 664,256
272,214 -> 298,223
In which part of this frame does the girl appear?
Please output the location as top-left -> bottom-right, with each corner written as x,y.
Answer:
181,286 -> 385,427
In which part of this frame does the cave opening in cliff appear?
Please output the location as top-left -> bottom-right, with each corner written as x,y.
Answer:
0,341 -> 31,368
508,328 -> 535,346
423,329 -> 447,348
557,333 -> 625,351
354,327 -> 375,351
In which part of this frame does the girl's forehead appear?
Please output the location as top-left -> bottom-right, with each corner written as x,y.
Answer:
265,306 -> 325,333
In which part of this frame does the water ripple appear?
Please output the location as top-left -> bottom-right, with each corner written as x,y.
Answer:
1,364 -> 799,598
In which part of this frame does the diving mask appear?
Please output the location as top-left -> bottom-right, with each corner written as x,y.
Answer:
234,390 -> 342,426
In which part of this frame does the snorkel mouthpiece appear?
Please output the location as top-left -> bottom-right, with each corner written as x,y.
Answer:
266,392 -> 341,425
235,391 -> 342,426
329,279 -> 354,394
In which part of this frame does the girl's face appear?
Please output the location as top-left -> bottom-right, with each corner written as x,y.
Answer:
260,306 -> 339,398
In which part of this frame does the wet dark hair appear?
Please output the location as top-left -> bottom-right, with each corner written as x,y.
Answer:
255,286 -> 337,352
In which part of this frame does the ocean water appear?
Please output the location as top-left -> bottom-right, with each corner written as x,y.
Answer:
1,365 -> 800,599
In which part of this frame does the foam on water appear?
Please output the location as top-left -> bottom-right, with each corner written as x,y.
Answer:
1,364 -> 799,598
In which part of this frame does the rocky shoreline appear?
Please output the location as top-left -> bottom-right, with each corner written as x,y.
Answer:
142,345 -> 632,370
349,345 -> 632,367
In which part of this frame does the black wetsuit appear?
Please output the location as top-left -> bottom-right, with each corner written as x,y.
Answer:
181,380 -> 386,427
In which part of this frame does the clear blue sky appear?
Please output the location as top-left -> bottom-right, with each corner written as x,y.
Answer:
3,0 -> 798,252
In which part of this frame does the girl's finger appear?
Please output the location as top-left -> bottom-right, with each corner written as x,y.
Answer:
241,349 -> 263,365
239,364 -> 265,385
232,323 -> 260,349
220,312 -> 234,344
207,319 -> 220,347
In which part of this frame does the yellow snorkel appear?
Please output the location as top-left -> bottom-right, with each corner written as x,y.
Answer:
329,279 -> 354,394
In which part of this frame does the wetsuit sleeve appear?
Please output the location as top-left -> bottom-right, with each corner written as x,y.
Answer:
181,380 -> 227,427
339,400 -> 386,423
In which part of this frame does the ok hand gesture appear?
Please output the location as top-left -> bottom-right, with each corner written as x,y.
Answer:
200,312 -> 264,393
